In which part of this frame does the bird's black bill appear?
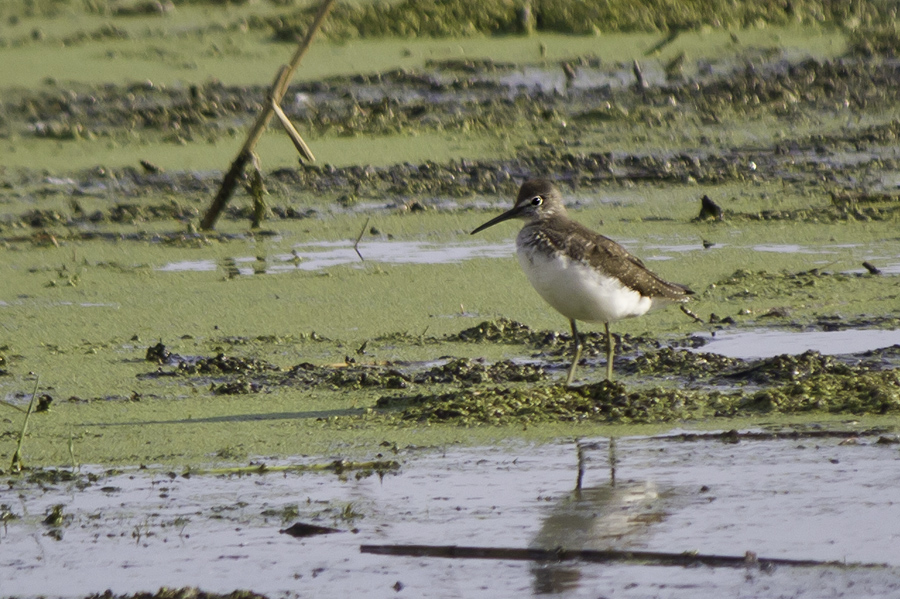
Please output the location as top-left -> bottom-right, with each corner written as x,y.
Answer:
470,205 -> 523,235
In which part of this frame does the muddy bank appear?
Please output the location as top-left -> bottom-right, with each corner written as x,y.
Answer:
5,51 -> 900,237
132,320 -> 900,426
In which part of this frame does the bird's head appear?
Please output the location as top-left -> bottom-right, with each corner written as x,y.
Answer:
471,178 -> 566,234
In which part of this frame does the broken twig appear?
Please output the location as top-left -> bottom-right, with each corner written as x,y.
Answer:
200,0 -> 335,230
272,99 -> 315,162
10,377 -> 40,473
680,304 -> 704,324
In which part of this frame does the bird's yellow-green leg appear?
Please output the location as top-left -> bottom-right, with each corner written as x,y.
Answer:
605,322 -> 615,381
566,319 -> 582,387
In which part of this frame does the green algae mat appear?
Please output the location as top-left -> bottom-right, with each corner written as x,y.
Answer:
3,0 -> 900,471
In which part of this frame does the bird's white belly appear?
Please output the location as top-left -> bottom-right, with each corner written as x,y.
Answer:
517,246 -> 653,324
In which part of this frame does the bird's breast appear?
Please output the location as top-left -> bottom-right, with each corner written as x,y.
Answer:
516,236 -> 654,324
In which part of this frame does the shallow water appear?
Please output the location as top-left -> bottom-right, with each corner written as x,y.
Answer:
154,238 -> 897,275
157,240 -> 515,274
698,329 -> 900,359
4,435 -> 900,598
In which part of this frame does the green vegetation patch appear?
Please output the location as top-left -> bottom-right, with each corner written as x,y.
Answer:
721,350 -> 856,385
376,380 -> 734,425
624,347 -> 739,378
848,23 -> 900,57
450,317 -> 552,345
747,370 -> 900,414
375,367 -> 900,426
146,349 -> 548,392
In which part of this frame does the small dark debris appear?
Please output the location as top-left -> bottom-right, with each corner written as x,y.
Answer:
694,195 -> 724,221
35,394 -> 53,412
862,261 -> 882,275
140,160 -> 162,174
42,504 -> 66,527
211,379 -> 262,395
177,353 -> 280,375
146,342 -> 171,364
280,522 -> 343,538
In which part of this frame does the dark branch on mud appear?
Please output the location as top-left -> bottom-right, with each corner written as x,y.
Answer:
360,544 -> 887,569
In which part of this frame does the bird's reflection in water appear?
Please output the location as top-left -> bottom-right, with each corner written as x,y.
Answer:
220,257 -> 241,279
217,256 -> 269,277
530,480 -> 666,594
253,255 -> 267,276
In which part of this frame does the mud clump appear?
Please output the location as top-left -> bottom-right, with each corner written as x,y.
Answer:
283,357 -> 545,390
450,319 -> 687,361
857,344 -> 900,370
744,370 -> 900,414
177,354 -> 281,375
848,24 -> 900,58
323,366 -> 411,390
85,589 -> 269,599
450,318 -> 551,345
723,350 -> 856,385
624,347 -> 740,379
376,381 -> 738,425
414,358 -> 545,385
376,366 -> 900,426
286,362 -> 410,390
541,330 -> 683,360
145,345 -> 281,375
211,379 -> 264,395
145,342 -> 172,364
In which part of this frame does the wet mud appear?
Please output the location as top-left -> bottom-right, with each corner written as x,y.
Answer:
125,319 -> 900,428
6,54 -> 900,229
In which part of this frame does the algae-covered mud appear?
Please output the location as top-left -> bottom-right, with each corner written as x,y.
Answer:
3,0 -> 900,595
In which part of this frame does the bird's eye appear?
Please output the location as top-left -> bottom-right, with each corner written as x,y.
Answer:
531,196 -> 543,206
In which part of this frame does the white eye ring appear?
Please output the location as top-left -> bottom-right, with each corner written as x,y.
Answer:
531,196 -> 543,206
